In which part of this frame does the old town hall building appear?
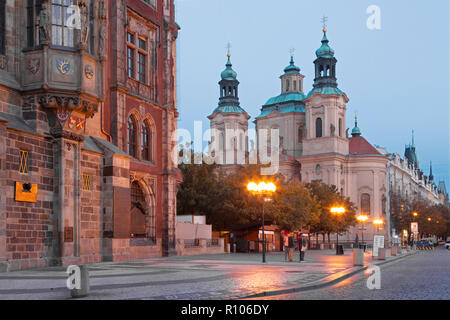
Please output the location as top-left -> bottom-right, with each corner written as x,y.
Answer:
208,27 -> 447,243
0,0 -> 180,271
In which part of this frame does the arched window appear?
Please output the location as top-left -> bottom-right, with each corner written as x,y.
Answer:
130,181 -> 146,238
298,126 -> 303,143
315,164 -> 322,180
361,193 -> 371,215
286,80 -> 290,92
141,120 -> 153,162
339,118 -> 342,137
127,116 -> 137,157
316,117 -> 323,138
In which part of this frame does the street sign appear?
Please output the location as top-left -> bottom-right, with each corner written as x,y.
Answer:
373,235 -> 385,257
411,222 -> 418,233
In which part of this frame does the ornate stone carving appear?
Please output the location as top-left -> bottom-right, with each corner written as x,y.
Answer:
99,20 -> 108,59
37,94 -> 98,119
98,0 -> 107,19
38,2 -> 51,44
50,127 -> 84,142
79,4 -> 90,48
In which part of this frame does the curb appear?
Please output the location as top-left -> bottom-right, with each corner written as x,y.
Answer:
240,251 -> 418,299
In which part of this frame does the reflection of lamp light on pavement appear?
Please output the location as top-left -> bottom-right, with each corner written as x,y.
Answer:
247,181 -> 277,263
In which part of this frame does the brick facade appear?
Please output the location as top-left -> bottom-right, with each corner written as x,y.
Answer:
0,0 -> 181,271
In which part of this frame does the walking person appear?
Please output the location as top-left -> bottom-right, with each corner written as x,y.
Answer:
288,234 -> 294,262
283,232 -> 289,261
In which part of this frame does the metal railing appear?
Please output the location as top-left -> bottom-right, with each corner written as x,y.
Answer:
183,239 -> 200,248
206,238 -> 220,247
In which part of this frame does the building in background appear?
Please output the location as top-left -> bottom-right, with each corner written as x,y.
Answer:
207,26 -> 448,244
0,0 -> 180,271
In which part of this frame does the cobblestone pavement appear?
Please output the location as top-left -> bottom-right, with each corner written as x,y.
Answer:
263,247 -> 450,300
0,249 -> 414,300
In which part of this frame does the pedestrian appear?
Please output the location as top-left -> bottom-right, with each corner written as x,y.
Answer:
283,232 -> 289,261
288,234 -> 294,262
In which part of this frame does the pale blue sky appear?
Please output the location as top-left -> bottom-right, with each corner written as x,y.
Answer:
174,0 -> 449,188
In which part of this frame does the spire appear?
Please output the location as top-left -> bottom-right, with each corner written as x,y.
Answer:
220,49 -> 237,81
313,18 -> 338,90
411,129 -> 415,149
429,161 -> 434,181
351,114 -> 361,137
218,45 -> 241,109
284,52 -> 301,74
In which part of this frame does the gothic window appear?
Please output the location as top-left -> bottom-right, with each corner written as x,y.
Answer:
127,32 -> 135,78
130,181 -> 146,238
361,193 -> 371,215
316,117 -> 323,138
339,118 -> 342,137
141,120 -> 154,162
52,0 -> 74,47
138,37 -> 147,83
27,0 -> 42,48
127,116 -> 137,158
0,0 -> 6,54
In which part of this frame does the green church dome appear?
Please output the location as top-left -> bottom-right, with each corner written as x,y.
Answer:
221,54 -> 237,80
284,56 -> 301,74
315,30 -> 335,58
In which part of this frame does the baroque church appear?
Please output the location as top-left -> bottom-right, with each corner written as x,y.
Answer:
208,26 -> 447,242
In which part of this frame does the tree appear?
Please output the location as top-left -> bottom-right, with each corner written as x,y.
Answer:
269,181 -> 320,232
306,180 -> 357,243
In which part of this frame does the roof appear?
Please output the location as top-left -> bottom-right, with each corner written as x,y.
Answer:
263,92 -> 305,106
349,136 -> 382,155
306,86 -> 343,98
90,136 -> 130,157
0,112 -> 36,134
209,105 -> 247,117
82,136 -> 103,153
255,104 -> 305,119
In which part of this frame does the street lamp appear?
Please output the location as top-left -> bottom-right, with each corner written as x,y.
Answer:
247,181 -> 277,263
330,206 -> 346,255
373,219 -> 384,233
357,215 -> 368,247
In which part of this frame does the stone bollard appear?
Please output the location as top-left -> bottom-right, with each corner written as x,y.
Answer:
70,265 -> 90,298
353,249 -> 364,266
377,248 -> 386,260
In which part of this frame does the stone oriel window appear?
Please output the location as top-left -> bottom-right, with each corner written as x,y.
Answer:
19,150 -> 30,175
361,193 -> 371,215
0,0 -> 5,54
127,116 -> 137,158
316,117 -> 323,138
51,0 -> 74,47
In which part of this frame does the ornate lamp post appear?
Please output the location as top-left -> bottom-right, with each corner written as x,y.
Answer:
330,206 -> 346,255
357,215 -> 368,247
247,181 -> 277,263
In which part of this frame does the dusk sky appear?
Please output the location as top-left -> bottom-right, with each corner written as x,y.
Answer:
174,0 -> 449,187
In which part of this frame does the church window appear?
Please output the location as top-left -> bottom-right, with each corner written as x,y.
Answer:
51,0 -> 75,47
0,0 -> 5,54
127,116 -> 138,158
88,0 -> 94,54
339,118 -> 342,137
286,80 -> 290,92
315,165 -> 322,180
298,126 -> 303,143
293,80 -> 297,91
361,193 -> 371,215
316,118 -> 323,138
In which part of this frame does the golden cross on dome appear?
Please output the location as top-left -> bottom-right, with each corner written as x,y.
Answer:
321,15 -> 328,32
290,48 -> 295,57
226,42 -> 232,57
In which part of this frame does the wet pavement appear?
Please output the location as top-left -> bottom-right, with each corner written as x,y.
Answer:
265,247 -> 450,300
0,249 -> 416,300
